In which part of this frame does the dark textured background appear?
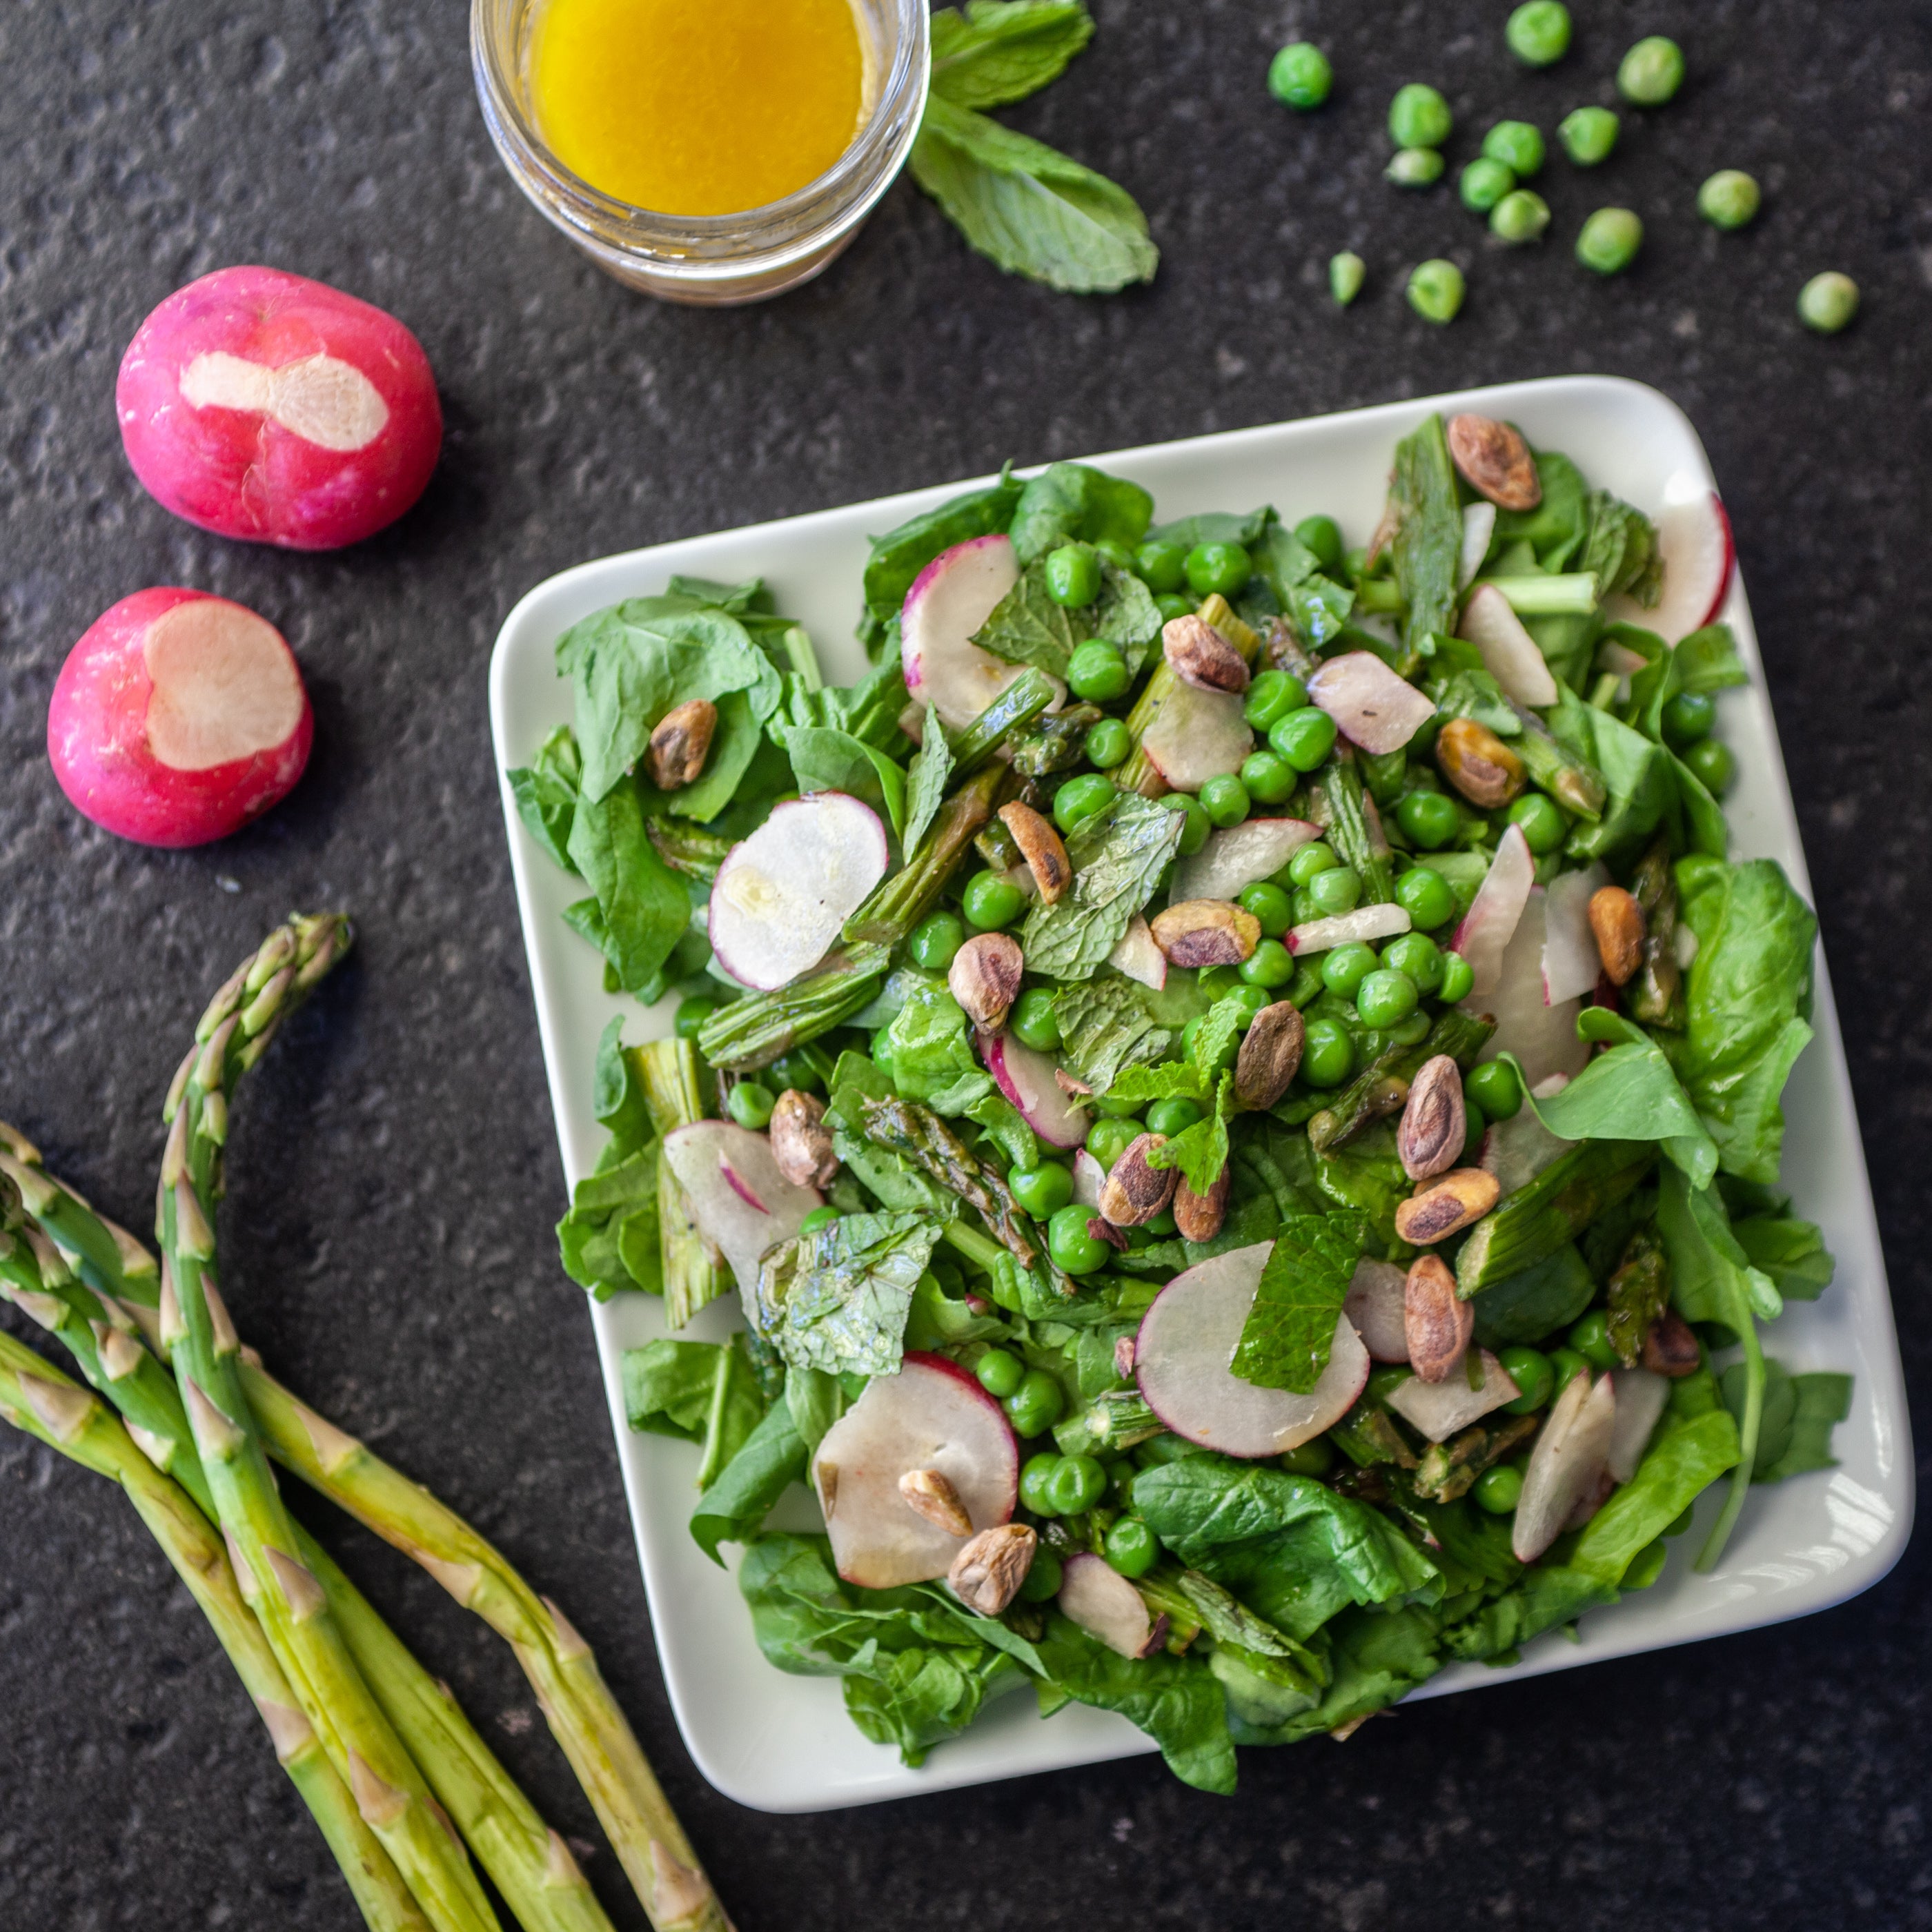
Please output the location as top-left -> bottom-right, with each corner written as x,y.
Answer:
1,1 -> 1927,1926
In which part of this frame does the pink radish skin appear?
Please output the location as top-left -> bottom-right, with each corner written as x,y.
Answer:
1135,1243 -> 1370,1458
1305,652 -> 1437,756
979,1032 -> 1090,1148
662,1121 -> 821,1292
1458,584 -> 1558,708
901,536 -> 1065,731
1606,1368 -> 1670,1484
1541,862 -> 1610,1005
1071,1149 -> 1105,1210
1141,681 -> 1252,791
48,588 -> 312,848
1385,1351 -> 1520,1442
1452,824 -> 1536,996
1058,1552 -> 1164,1659
1465,890 -> 1590,1089
1343,1258 -> 1410,1363
117,267 -> 440,551
1107,913 -> 1167,990
1172,818 -> 1322,902
1609,487 -> 1734,644
709,793 -> 889,992
1458,501 -> 1497,590
1288,903 -> 1412,956
1513,1370 -> 1617,1561
811,1352 -> 1018,1588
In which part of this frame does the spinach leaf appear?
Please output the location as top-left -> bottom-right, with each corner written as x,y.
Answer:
1547,682 -> 1674,865
1670,747 -> 1731,859
928,0 -> 1094,109
780,723 -> 908,838
1388,413 -> 1464,653
1470,1242 -> 1597,1348
763,1210 -> 944,1377
1232,1604 -> 1444,1744
1572,1410 -> 1741,1586
507,725 -> 582,874
623,1336 -> 765,1487
900,704 -> 952,857
1729,1365 -> 1852,1482
1229,1214 -> 1370,1393
1147,508 -> 1273,549
970,555 -> 1084,673
1020,791 -> 1184,980
858,466 -> 1023,648
909,96 -> 1159,297
1675,623 -> 1749,695
666,574 -> 771,613
783,1363 -> 847,1454
565,778 -> 692,994
883,980 -> 994,1114
558,1146 -> 658,1299
1006,461 -> 1155,564
591,1014 -> 653,1150
1731,1215 -> 1835,1300
691,1401 -> 809,1563
1440,1565 -> 1616,1660
1051,976 -> 1174,1088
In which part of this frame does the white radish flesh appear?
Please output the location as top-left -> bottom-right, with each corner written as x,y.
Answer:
812,1354 -> 1019,1588
1512,1370 -> 1618,1561
1134,1243 -> 1370,1458
1384,1351 -> 1520,1442
900,536 -> 1060,731
1607,1368 -> 1670,1484
1479,1102 -> 1574,1196
1343,1258 -> 1410,1363
1458,501 -> 1497,590
1107,912 -> 1168,989
1458,584 -> 1559,708
1541,862 -> 1610,1005
1608,483 -> 1734,645
708,793 -> 889,992
1452,825 -> 1536,996
662,1121 -> 822,1292
1288,903 -> 1412,956
979,1033 -> 1090,1149
1058,1552 -> 1162,1659
1141,682 -> 1252,791
1071,1149 -> 1105,1210
1172,818 -> 1322,901
1305,652 -> 1438,755
1464,889 -> 1590,1088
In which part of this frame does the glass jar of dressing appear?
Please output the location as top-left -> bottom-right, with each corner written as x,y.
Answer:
472,0 -> 929,304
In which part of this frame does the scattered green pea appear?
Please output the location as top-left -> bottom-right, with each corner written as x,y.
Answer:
907,911 -> 966,971
1460,156 -> 1516,214
1548,1345 -> 1590,1394
1466,1058 -> 1524,1121
1660,691 -> 1715,749
1294,515 -> 1345,571
1269,706 -> 1339,771
1460,1096 -> 1486,1163
1499,1346 -> 1554,1414
1288,839 -> 1339,885
1437,950 -> 1475,1004
768,1048 -> 825,1094
1006,1368 -> 1067,1437
1104,1515 -> 1161,1577
1046,1205 -> 1110,1279
1330,250 -> 1366,307
1321,941 -> 1379,1000
1067,639 -> 1131,702
1682,736 -> 1735,796
1397,788 -> 1461,849
1618,36 -> 1685,106
976,1348 -> 1026,1399
1483,120 -> 1546,177
1084,717 -> 1131,770
1244,668 -> 1307,731
1239,881 -> 1294,938
1018,1450 -> 1061,1514
1241,749 -> 1297,805
1387,147 -> 1446,189
1009,1161 -> 1074,1217
1199,772 -> 1251,829
1223,982 -> 1272,1029
1300,1015 -> 1355,1088
1474,1463 -> 1525,1515
1268,41 -> 1333,110
1154,591 -> 1196,624
1047,1453 -> 1107,1515
1185,542 -> 1252,598
1568,1308 -> 1620,1372
1505,1 -> 1570,67
1355,968 -> 1419,1028
1053,773 -> 1116,834
1507,791 -> 1568,854
1698,169 -> 1760,231
1306,865 -> 1362,917
1145,1096 -> 1203,1138
1394,865 -> 1457,931
1388,82 -> 1452,150
727,1080 -> 776,1130
1407,258 -> 1466,324
1085,1116 -> 1143,1168
1241,938 -> 1296,990
1798,271 -> 1860,335
1018,1547 -> 1063,1600
1279,1435 -> 1334,1477
962,869 -> 1025,931
1135,538 -> 1188,593
674,994 -> 720,1039
1577,207 -> 1643,275
1491,189 -> 1551,246
1010,985 -> 1062,1052
1381,930 -> 1443,992
1158,790 -> 1212,856
1558,106 -> 1619,167
1045,544 -> 1101,609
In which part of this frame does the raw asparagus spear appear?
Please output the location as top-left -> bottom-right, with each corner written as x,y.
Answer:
636,1038 -> 727,1327
1455,1139 -> 1655,1295
695,942 -> 892,1072
840,762 -> 1008,947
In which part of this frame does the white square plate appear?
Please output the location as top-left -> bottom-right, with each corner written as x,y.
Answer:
489,376 -> 1913,1813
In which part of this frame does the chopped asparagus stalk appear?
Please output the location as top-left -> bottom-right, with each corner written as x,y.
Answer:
1009,703 -> 1105,778
1626,834 -> 1685,1029
1112,662 -> 1180,799
637,1039 -> 727,1326
841,764 -> 1007,948
1083,1389 -> 1164,1452
695,943 -> 892,1072
1504,695 -> 1607,818
1328,1404 -> 1419,1470
1455,1139 -> 1656,1295
646,821 -> 735,882
1408,1410 -> 1538,1503
1471,573 -> 1601,617
945,664 -> 1058,771
1307,1009 -> 1495,1154
1312,756 -> 1394,905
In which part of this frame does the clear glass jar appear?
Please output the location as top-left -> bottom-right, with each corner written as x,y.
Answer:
471,0 -> 929,306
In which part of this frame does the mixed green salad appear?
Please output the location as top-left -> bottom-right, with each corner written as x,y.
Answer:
509,413 -> 1849,1793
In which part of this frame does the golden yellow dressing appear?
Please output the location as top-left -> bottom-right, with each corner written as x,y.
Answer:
533,0 -> 867,217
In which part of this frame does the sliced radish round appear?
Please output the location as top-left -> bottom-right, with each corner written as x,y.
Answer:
1458,584 -> 1559,709
1606,1367 -> 1670,1484
662,1121 -> 821,1292
901,536 -> 1063,731
1058,1551 -> 1163,1659
1384,1350 -> 1519,1442
980,1032 -> 1090,1149
811,1353 -> 1019,1589
1071,1148 -> 1105,1210
1343,1257 -> 1410,1364
1106,912 -> 1168,990
1452,824 -> 1535,996
1141,682 -> 1252,792
1479,1101 -> 1574,1196
1512,1369 -> 1617,1562
1608,481 -> 1734,645
708,793 -> 889,992
1465,888 -> 1590,1089
1288,903 -> 1412,956
1458,500 -> 1497,591
1172,818 -> 1322,902
1134,1243 -> 1369,1458
1305,652 -> 1437,756
1541,862 -> 1610,1006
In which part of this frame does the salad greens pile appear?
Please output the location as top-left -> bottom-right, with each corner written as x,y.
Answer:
511,413 -> 1849,1792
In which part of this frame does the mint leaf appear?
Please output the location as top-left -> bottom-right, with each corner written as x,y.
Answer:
902,704 -> 952,857
1230,1214 -> 1372,1395
1052,978 -> 1173,1088
910,96 -> 1158,295
767,1210 -> 944,1377
1090,560 -> 1163,673
1189,994 -> 1248,1082
1020,791 -> 1183,980
1107,1060 -> 1206,1108
929,0 -> 1094,110
971,557 -> 1084,676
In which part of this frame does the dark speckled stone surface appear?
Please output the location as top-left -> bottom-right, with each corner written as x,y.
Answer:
1,1 -> 1928,1926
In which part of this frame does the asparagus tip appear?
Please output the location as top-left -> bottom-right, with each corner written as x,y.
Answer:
264,1545 -> 328,1621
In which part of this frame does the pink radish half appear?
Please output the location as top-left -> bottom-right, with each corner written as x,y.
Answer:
709,793 -> 889,992
1071,1148 -> 1105,1209
1107,913 -> 1167,990
1288,903 -> 1412,956
1306,653 -> 1437,756
1058,1552 -> 1165,1659
1541,862 -> 1610,1005
1465,889 -> 1590,1089
1458,501 -> 1497,590
1343,1258 -> 1410,1363
811,1352 -> 1018,1588
980,1032 -> 1090,1148
1458,584 -> 1558,708
48,588 -> 312,848
1141,682 -> 1252,792
901,536 -> 1063,731
1452,824 -> 1535,996
117,266 -> 441,551
1608,484 -> 1734,644
1606,1368 -> 1670,1484
1512,1369 -> 1617,1561
1172,818 -> 1322,901
1385,1351 -> 1520,1441
662,1121 -> 822,1292
1135,1243 -> 1369,1458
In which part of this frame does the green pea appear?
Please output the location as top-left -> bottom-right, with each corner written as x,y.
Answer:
1558,105 -> 1619,167
1394,865 -> 1457,930
1698,169 -> 1760,231
1460,1096 -> 1487,1163
1184,542 -> 1252,598
1268,39 -> 1332,110
1244,668 -> 1307,731
1182,1009 -> 1241,1073
1018,1546 -> 1063,1600
1084,1117 -> 1143,1169
1618,35 -> 1684,106
1329,250 -> 1367,307
1272,707 -> 1339,771
1239,881 -> 1294,938
1154,591 -> 1196,624
1460,156 -> 1516,214
1499,1346 -> 1554,1414
1355,968 -> 1418,1028
1010,1162 -> 1074,1217
1397,788 -> 1459,851
1577,207 -> 1643,275
1054,773 -> 1117,835
1083,718 -> 1132,771
1006,1368 -> 1067,1437
1799,271 -> 1860,335
1241,749 -> 1297,806
1465,1058 -> 1523,1121
674,994 -> 720,1039
1490,189 -> 1551,245
1103,1515 -> 1161,1578
727,1080 -> 776,1130
1294,515 -> 1345,571
1067,640 -> 1131,702
1159,791 -> 1212,856
1279,1435 -> 1334,1476
1387,1012 -> 1431,1049
1682,736 -> 1735,796
1143,1097 -> 1201,1139
1508,792 -> 1568,854
1659,691 -> 1715,750
907,911 -> 967,971
1321,942 -> 1379,1000
1548,1346 -> 1590,1395
1134,539 -> 1188,593
1388,82 -> 1452,150
1291,887 -> 1319,925
1018,1451 -> 1061,1514
1288,840 -> 1339,885
1224,983 -> 1272,1029
1407,258 -> 1467,324
768,1049 -> 826,1094
1473,1463 -> 1525,1515
1437,950 -> 1475,1004
1483,120 -> 1546,178
976,1348 -> 1027,1399
1199,773 -> 1250,829
1387,148 -> 1445,189
1568,1308 -> 1620,1372
962,869 -> 1025,931
1505,1 -> 1570,66
1103,1459 -> 1136,1508
798,1204 -> 840,1239
1010,986 -> 1062,1052
1381,931 -> 1443,992
1046,1452 -> 1107,1516
1299,1016 -> 1354,1089
1045,544 -> 1101,609
1307,865 -> 1362,917
1090,1088 -> 1145,1118
1239,939 -> 1295,990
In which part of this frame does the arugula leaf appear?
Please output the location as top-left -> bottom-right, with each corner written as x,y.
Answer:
1229,1214 -> 1371,1394
1006,461 -> 1155,564
1051,977 -> 1174,1088
1388,413 -> 1464,653
970,556 -> 1084,674
883,980 -> 994,1114
901,704 -> 952,856
929,0 -> 1094,109
762,1210 -> 944,1377
690,1401 -> 808,1563
1020,791 -> 1184,980
1731,1214 -> 1835,1300
910,96 -> 1159,297
780,723 -> 908,838
507,724 -> 582,874
565,778 -> 692,994
857,467 -> 1023,649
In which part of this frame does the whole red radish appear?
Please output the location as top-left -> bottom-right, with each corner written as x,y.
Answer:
117,266 -> 441,550
48,589 -> 313,847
